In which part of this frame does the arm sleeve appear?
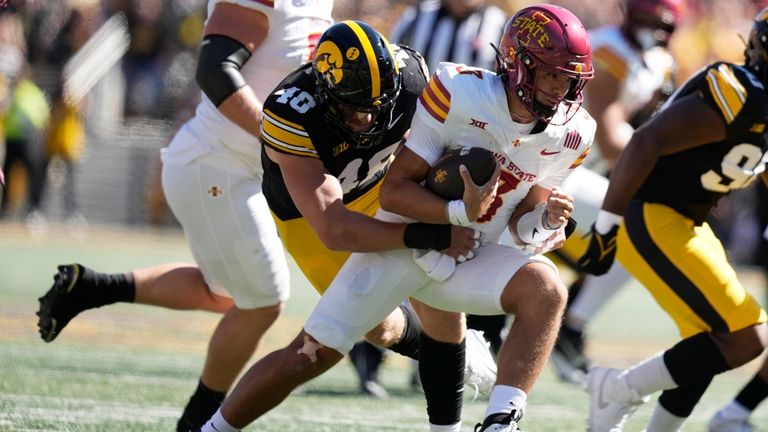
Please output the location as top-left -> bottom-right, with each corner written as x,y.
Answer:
195,34 -> 251,106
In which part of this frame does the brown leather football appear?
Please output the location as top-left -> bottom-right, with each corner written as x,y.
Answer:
425,146 -> 497,200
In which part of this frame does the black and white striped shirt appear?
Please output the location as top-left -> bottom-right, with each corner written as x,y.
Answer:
389,0 -> 507,73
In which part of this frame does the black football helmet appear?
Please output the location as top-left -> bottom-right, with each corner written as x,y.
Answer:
312,21 -> 401,148
746,7 -> 768,87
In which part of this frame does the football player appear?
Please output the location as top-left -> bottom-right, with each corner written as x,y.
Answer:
36,1 -> 333,431
578,6 -> 768,432
199,21 -> 497,432
201,6 -> 596,432
550,0 -> 682,383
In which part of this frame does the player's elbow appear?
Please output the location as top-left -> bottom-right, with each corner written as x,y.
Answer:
379,177 -> 406,214
315,223 -> 351,251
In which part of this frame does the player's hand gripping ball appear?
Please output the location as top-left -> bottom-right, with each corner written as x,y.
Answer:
425,147 -> 497,200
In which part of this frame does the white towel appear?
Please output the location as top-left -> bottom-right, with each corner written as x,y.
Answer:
412,249 -> 455,281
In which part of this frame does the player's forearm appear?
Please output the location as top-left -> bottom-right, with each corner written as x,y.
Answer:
217,87 -> 263,138
317,211 -> 409,252
380,177 -> 450,224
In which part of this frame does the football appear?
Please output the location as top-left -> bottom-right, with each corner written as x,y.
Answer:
425,146 -> 497,200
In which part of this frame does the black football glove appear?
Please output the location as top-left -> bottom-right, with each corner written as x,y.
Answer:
576,223 -> 619,276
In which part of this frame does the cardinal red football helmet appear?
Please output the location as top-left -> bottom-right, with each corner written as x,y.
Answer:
496,4 -> 594,124
622,0 -> 683,49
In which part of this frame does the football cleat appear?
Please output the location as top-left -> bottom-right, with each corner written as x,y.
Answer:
551,324 -> 589,385
37,264 -> 87,342
474,409 -> 523,432
587,367 -> 650,431
708,409 -> 755,432
464,329 -> 498,397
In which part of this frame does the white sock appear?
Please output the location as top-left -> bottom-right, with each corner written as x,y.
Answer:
646,403 -> 686,431
200,409 -> 240,432
429,421 -> 462,432
626,351 -> 676,397
485,385 -> 527,417
720,401 -> 750,420
568,263 -> 632,328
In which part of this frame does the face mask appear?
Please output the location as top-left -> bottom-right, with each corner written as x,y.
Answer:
633,27 -> 659,50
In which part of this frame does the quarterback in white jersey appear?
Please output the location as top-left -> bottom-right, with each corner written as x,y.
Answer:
304,6 -> 596,431
552,0 -> 682,384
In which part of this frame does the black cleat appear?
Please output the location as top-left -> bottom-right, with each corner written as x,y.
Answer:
551,324 -> 589,385
37,264 -> 86,342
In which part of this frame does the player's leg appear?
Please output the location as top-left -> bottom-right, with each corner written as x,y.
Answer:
204,249 -> 428,430
163,154 -> 290,431
414,244 -> 564,431
587,201 -> 768,431
410,300 -> 467,432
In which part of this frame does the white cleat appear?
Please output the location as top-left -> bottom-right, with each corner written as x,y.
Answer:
464,329 -> 497,397
708,409 -> 754,432
587,367 -> 650,432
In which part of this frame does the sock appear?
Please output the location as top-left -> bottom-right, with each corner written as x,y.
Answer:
626,351 -> 676,396
645,403 -> 687,432
735,374 -> 768,411
200,408 -> 239,432
176,379 -> 227,431
388,304 -> 422,359
664,332 -> 730,385
77,264 -> 136,308
719,400 -> 751,420
419,332 -> 464,426
466,314 -> 506,355
658,377 -> 712,417
485,385 -> 527,418
429,422 -> 462,432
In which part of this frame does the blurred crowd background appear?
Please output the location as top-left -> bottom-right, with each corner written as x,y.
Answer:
0,0 -> 766,269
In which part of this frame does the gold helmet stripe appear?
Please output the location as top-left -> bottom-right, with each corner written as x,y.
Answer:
343,20 -> 381,98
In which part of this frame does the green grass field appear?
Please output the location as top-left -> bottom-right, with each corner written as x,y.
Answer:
1,222 -> 767,431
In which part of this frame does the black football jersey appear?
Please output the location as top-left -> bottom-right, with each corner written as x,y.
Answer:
261,45 -> 428,221
635,62 -> 768,224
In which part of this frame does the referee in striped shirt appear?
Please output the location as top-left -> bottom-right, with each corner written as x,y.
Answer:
389,0 -> 506,73
389,0 -> 508,359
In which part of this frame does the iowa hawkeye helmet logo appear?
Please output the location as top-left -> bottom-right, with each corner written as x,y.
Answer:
315,40 -> 344,85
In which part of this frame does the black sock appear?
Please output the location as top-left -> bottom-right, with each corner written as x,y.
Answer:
735,374 -> 768,411
419,333 -> 464,426
349,341 -> 385,385
663,332 -> 730,385
176,379 -> 226,432
658,377 -> 712,417
387,304 -> 421,359
76,264 -> 136,308
466,314 -> 505,355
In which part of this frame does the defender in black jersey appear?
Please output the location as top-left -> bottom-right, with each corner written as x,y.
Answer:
578,8 -> 768,432
198,21 -> 496,432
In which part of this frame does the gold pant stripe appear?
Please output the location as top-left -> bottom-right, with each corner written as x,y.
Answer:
273,182 -> 382,294
619,201 -> 766,338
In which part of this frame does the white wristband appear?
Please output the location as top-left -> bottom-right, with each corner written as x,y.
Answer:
595,210 -> 622,234
516,203 -> 557,244
446,200 -> 472,226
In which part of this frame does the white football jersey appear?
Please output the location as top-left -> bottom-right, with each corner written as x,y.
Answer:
588,26 -> 674,116
382,62 -> 595,244
164,0 -> 333,168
